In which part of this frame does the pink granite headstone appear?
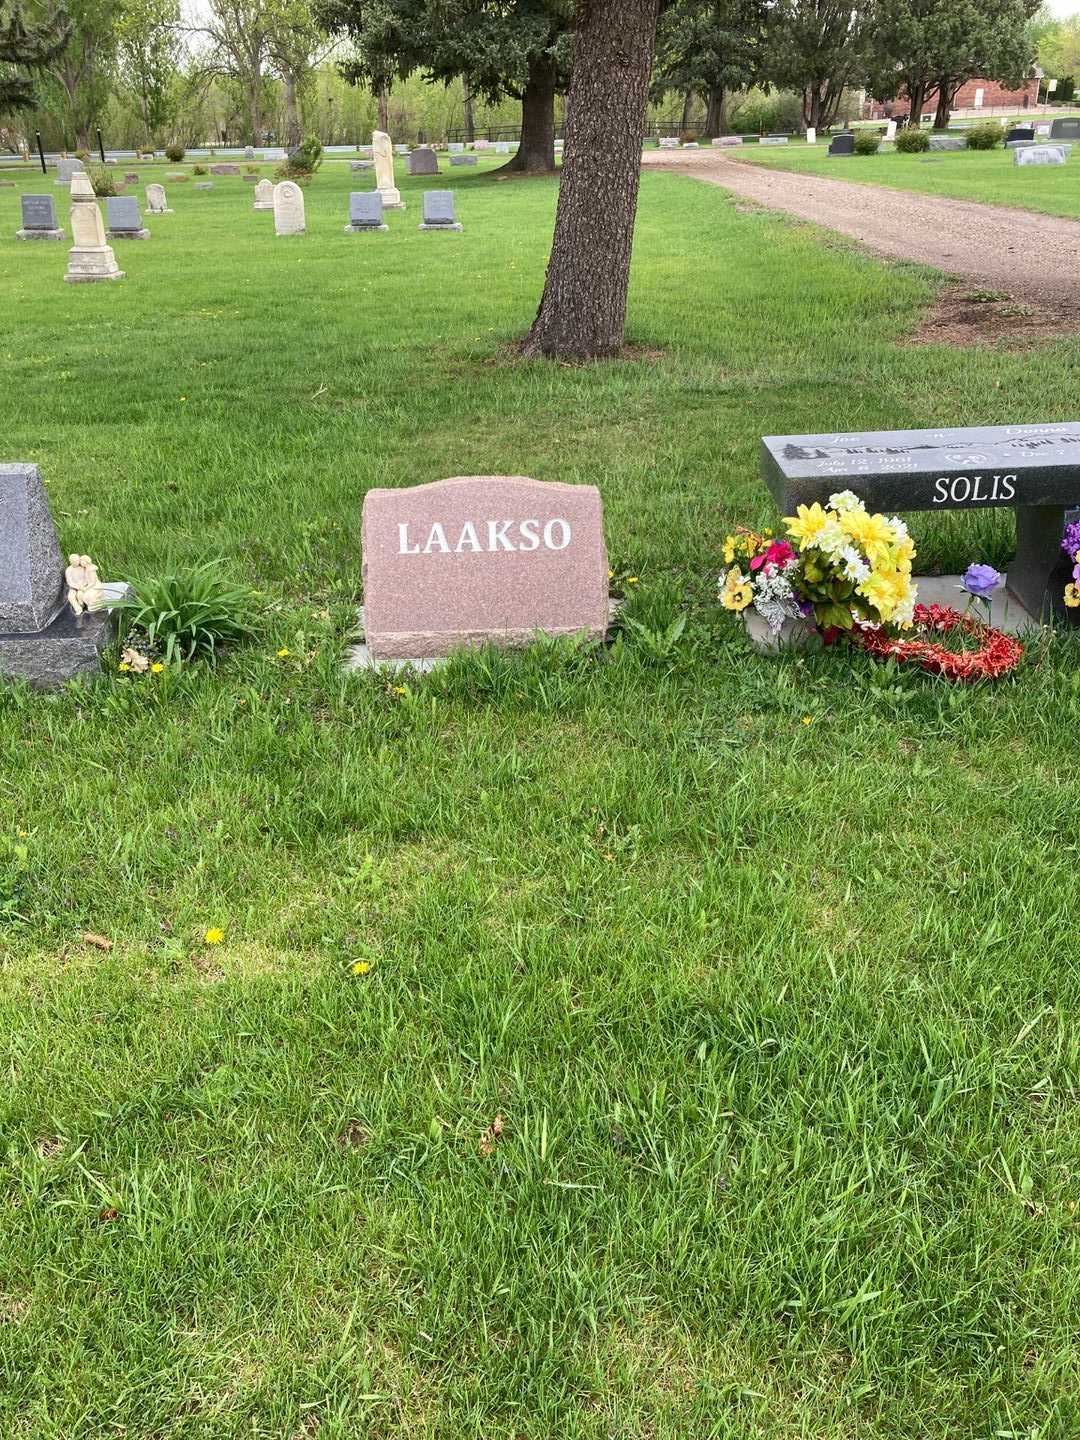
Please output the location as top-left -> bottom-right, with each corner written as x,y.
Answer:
362,476 -> 609,660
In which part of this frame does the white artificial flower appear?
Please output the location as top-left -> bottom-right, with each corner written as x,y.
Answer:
840,546 -> 870,583
815,518 -> 848,558
888,516 -> 909,542
829,490 -> 863,513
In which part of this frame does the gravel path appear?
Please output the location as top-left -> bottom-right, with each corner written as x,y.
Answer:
643,149 -> 1080,306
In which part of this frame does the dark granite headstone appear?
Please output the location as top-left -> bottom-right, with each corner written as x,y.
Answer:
20,194 -> 58,230
408,146 -> 440,175
1004,126 -> 1036,146
761,423 -> 1080,622
347,191 -> 387,230
0,464 -> 65,633
1049,117 -> 1080,141
419,190 -> 461,230
828,133 -> 855,156
106,195 -> 143,232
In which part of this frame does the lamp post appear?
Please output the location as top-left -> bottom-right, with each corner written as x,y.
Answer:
35,130 -> 47,175
96,126 -> 105,163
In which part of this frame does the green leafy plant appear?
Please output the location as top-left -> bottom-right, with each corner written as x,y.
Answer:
679,130 -> 699,145
164,141 -> 185,162
192,162 -> 207,175
110,563 -> 260,665
895,126 -> 930,153
854,130 -> 882,155
87,164 -> 118,196
278,133 -> 324,180
966,121 -> 1004,150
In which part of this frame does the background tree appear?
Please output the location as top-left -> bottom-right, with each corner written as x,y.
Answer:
116,0 -> 180,141
0,0 -> 71,113
193,0 -> 272,143
1036,13 -> 1080,84
265,0 -> 333,146
319,0 -> 572,172
522,0 -> 662,359
764,0 -> 870,130
37,0 -> 123,147
652,0 -> 766,137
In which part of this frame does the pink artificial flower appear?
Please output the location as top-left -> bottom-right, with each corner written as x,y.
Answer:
750,540 -> 796,574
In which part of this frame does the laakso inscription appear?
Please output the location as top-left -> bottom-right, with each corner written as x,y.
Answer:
397,518 -> 571,554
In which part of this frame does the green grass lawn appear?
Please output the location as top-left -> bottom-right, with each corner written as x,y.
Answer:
2,159 -> 1079,1439
733,141 -> 1080,221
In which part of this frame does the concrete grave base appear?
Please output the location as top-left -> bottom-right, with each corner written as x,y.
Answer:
0,584 -> 128,689
344,601 -> 622,674
64,246 -> 125,282
419,222 -> 462,232
344,222 -> 389,232
147,208 -> 173,215
16,228 -> 64,240
379,188 -> 405,209
107,228 -> 150,239
743,574 -> 1046,655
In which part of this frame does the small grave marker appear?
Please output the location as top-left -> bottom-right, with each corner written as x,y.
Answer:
828,132 -> 855,156
419,190 -> 462,231
17,193 -> 63,240
1050,117 -> 1080,141
1014,144 -> 1070,166
274,180 -> 305,234
928,134 -> 966,151
106,194 -> 149,238
145,182 -> 171,213
408,146 -> 440,175
358,476 -> 609,663
253,177 -> 274,210
55,157 -> 83,187
346,191 -> 387,231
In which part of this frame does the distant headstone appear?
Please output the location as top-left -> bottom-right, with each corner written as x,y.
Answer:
408,145 -> 440,175
885,119 -> 897,142
419,189 -> 461,231
210,162 -> 241,175
345,190 -> 387,232
244,145 -> 255,160
65,199 -> 124,283
124,171 -> 138,183
473,139 -> 491,151
17,193 -> 63,241
494,141 -> 510,154
806,126 -> 816,145
1050,117 -> 1080,140
106,194 -> 149,238
450,155 -> 477,166
359,476 -> 610,663
394,144 -> 410,155
928,134 -> 965,151
658,136 -> 679,149
713,135 -> 743,147
194,181 -> 214,190
372,130 -> 405,209
828,132 -> 855,156
1036,124 -> 1052,137
1014,144 -> 1070,166
273,179 -> 305,235
448,142 -> 464,153
1005,126 -> 1036,146
761,422 -> 1080,623
350,160 -> 373,171
0,463 -> 124,688
760,134 -> 789,146
55,157 -> 84,187
253,177 -> 274,210
145,183 -> 171,214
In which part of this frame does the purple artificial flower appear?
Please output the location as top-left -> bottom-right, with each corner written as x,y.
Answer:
1064,519 -> 1080,561
961,563 -> 1003,599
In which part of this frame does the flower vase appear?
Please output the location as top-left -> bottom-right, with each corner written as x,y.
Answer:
742,609 -> 820,654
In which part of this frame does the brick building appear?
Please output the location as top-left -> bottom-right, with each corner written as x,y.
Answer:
865,73 -> 1041,121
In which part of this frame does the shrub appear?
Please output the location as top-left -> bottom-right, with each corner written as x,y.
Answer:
164,141 -> 185,162
192,162 -> 207,175
278,133 -> 324,179
87,164 -> 118,196
854,130 -> 881,155
895,126 -> 930,153
679,130 -> 699,145
74,148 -> 90,162
111,563 -> 259,665
966,121 -> 1004,150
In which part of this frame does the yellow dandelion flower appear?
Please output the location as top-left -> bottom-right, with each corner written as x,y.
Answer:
351,960 -> 371,975
626,576 -> 639,585
801,715 -> 813,726
203,928 -> 225,945
276,647 -> 290,658
150,662 -> 164,674
118,661 -> 130,672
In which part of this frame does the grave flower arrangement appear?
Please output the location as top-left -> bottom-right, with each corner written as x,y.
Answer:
720,491 -> 917,635
1063,517 -> 1080,610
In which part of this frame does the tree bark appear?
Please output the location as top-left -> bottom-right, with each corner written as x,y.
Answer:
933,79 -> 957,129
496,51 -> 557,173
377,87 -> 389,130
283,73 -> 300,147
463,76 -> 475,144
680,87 -> 694,132
704,86 -> 725,138
521,0 -> 661,360
906,78 -> 926,126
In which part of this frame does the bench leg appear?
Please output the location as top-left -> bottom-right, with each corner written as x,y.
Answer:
1008,505 -> 1072,623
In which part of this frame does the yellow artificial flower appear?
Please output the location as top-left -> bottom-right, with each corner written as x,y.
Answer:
840,508 -> 894,551
722,537 -> 737,565
784,503 -> 830,549
150,662 -> 164,674
351,960 -> 371,975
1065,583 -> 1080,609
204,928 -> 225,945
720,568 -> 754,613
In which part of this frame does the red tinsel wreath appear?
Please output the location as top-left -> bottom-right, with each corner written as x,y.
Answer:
848,603 -> 1023,682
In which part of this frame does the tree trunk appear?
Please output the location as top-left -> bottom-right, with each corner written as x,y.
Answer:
906,78 -> 926,126
283,73 -> 300,147
704,86 -> 725,138
680,88 -> 694,132
521,0 -> 661,360
496,52 -> 557,173
248,76 -> 261,145
377,87 -> 389,131
463,77 -> 475,143
933,79 -> 955,129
